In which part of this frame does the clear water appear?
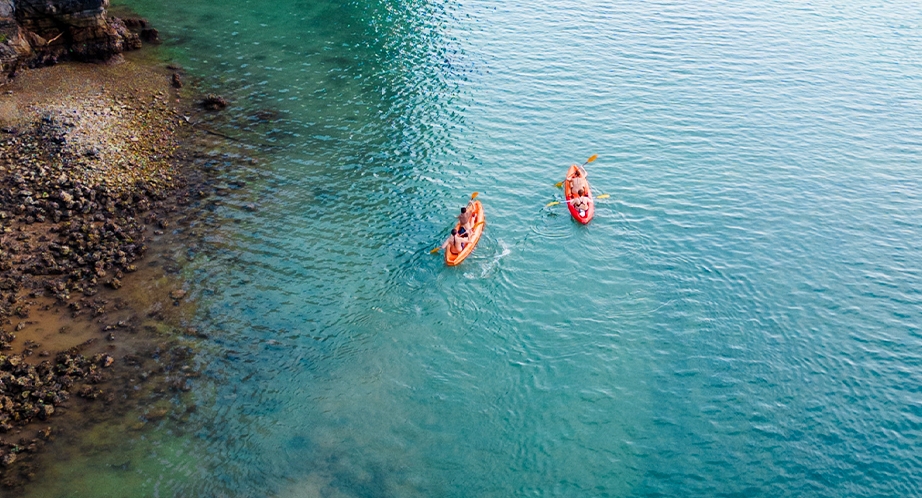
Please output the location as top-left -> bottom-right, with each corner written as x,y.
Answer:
24,0 -> 922,496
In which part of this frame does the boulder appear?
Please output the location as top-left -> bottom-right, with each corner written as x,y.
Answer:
1,0 -> 144,75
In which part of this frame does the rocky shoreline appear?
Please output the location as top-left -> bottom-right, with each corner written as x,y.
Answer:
1,0 -> 150,76
0,45 -> 240,489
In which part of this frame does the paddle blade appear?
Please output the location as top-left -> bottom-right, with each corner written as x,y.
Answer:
596,194 -> 610,199
554,181 -> 564,188
471,192 -> 479,200
430,247 -> 441,254
546,201 -> 561,207
585,154 -> 598,164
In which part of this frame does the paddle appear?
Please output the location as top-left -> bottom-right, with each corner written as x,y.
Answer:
555,154 -> 598,188
546,193 -> 610,208
430,193 -> 481,253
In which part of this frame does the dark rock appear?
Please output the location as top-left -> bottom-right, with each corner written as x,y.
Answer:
140,28 -> 160,44
36,403 -> 53,420
5,0 -> 143,72
121,18 -> 148,29
144,407 -> 167,421
37,427 -> 52,440
201,94 -> 228,111
76,386 -> 99,399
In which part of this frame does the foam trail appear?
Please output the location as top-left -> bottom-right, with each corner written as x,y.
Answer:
479,238 -> 511,278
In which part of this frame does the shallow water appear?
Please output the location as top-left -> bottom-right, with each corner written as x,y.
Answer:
21,0 -> 922,496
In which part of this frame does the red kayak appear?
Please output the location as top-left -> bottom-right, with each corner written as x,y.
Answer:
564,165 -> 594,224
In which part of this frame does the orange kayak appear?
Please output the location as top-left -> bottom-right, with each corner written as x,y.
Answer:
445,200 -> 485,266
564,165 -> 594,224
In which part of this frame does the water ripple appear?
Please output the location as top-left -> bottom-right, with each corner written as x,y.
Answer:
25,0 -> 922,496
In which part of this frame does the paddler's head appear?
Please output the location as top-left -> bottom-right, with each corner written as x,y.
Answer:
460,207 -> 467,213
451,228 -> 458,235
578,188 -> 585,196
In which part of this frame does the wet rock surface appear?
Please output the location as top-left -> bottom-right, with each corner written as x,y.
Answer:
0,9 -> 272,485
0,337 -> 202,488
0,1 -> 159,77
0,101 -> 190,329
201,94 -> 229,111
0,54 -> 243,489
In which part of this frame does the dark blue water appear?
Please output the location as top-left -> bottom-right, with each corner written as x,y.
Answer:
25,0 -> 922,496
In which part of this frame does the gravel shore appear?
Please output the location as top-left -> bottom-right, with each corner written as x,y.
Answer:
0,53 -> 213,488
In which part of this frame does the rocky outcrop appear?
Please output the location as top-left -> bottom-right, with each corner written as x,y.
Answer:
0,0 -> 142,77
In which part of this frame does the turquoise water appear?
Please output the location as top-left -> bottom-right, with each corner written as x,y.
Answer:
26,0 -> 922,496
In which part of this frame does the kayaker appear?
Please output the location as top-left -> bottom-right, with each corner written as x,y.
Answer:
572,188 -> 591,216
458,203 -> 475,232
568,166 -> 588,198
441,228 -> 468,255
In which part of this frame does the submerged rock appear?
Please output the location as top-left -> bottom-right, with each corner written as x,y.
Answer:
201,94 -> 228,111
144,407 -> 167,421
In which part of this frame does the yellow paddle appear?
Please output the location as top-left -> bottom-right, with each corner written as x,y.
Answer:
430,193 -> 481,253
555,154 -> 598,187
546,193 -> 609,208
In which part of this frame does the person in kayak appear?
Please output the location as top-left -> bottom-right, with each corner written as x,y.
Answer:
572,188 -> 591,216
567,165 -> 588,199
458,202 -> 476,233
441,228 -> 469,255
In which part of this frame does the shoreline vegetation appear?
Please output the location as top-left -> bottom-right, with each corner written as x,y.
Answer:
0,4 -> 254,490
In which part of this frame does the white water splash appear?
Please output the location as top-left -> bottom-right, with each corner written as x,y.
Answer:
478,238 -> 511,278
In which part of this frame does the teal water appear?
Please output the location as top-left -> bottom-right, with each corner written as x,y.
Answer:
25,0 -> 922,496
